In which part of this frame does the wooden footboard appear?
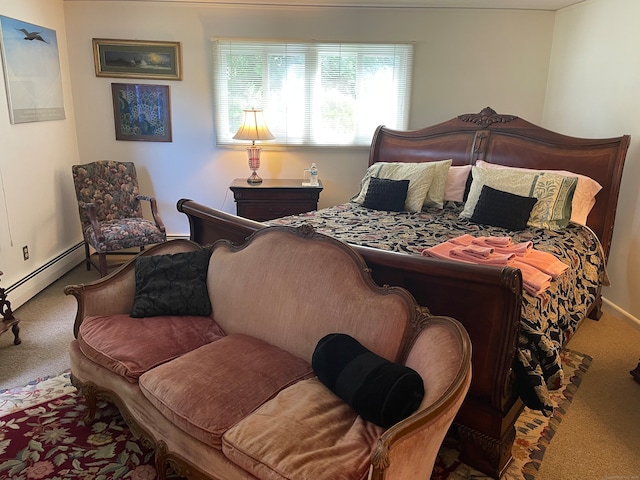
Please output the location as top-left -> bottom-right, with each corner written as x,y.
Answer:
177,198 -> 523,477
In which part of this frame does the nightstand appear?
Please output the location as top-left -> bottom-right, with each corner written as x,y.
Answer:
230,178 -> 323,222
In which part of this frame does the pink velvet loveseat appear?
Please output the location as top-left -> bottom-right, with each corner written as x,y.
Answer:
65,225 -> 472,480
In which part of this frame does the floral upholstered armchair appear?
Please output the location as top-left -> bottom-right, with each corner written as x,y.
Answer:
71,161 -> 166,277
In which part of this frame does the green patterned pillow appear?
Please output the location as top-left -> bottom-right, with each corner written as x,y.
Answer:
461,166 -> 577,230
352,160 -> 451,212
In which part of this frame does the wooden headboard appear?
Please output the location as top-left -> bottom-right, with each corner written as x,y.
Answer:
369,107 -> 630,260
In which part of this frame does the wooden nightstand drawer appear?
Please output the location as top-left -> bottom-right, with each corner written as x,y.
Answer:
230,178 -> 323,222
238,203 -> 316,221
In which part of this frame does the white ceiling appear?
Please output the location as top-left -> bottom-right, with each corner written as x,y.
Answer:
68,0 -> 586,11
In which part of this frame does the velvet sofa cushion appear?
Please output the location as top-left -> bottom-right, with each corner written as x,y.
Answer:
131,249 -> 212,318
78,314 -> 225,382
223,377 -> 384,480
312,333 -> 424,428
138,334 -> 314,449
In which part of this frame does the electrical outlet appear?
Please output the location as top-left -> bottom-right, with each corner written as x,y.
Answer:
22,245 -> 29,261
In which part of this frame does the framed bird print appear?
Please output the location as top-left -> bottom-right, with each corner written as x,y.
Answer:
93,39 -> 182,80
0,16 -> 65,124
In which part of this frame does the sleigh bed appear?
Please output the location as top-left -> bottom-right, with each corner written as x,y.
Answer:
176,107 -> 629,478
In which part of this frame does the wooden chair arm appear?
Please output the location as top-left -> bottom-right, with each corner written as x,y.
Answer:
137,195 -> 166,233
79,201 -> 104,242
64,239 -> 202,337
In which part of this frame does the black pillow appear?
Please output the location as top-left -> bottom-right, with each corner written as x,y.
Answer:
131,249 -> 212,318
362,177 -> 410,212
470,185 -> 537,231
312,333 -> 424,428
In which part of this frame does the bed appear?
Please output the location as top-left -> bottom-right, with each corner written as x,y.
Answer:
176,107 -> 629,478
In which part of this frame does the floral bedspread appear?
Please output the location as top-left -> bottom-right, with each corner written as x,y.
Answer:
269,201 -> 606,415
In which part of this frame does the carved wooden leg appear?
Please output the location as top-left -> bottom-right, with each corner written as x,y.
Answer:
456,423 -> 515,479
71,378 -> 98,425
588,292 -> 603,320
98,253 -> 108,277
155,441 -> 169,480
11,322 -> 20,345
84,242 -> 91,271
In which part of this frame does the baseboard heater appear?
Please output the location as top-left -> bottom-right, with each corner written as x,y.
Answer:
6,242 -> 85,294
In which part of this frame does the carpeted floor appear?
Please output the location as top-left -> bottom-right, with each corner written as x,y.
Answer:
0,348 -> 591,480
2,263 -> 640,479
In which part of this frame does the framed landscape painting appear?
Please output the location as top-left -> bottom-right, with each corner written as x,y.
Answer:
94,39 -> 182,80
111,83 -> 172,142
0,16 -> 65,124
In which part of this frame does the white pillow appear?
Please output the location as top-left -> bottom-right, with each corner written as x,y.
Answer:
475,161 -> 602,226
461,166 -> 578,231
444,165 -> 472,202
352,160 -> 451,212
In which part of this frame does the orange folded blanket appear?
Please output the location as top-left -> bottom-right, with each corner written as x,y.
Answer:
425,234 -> 569,296
515,250 -> 568,278
423,242 -> 513,266
511,260 -> 552,296
449,234 -> 567,278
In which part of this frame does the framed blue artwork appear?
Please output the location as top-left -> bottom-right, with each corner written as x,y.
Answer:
0,16 -> 65,124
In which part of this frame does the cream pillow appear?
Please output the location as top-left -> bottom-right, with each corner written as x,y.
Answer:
462,166 -> 578,230
422,159 -> 453,209
475,160 -> 602,226
352,161 -> 451,212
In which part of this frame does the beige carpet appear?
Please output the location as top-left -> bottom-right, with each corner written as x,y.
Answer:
0,264 -> 99,390
2,264 -> 640,479
536,310 -> 640,480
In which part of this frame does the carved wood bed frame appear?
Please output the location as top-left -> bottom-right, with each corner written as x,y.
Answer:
176,107 -> 629,478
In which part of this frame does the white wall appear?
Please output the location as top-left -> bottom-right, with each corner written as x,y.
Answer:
543,0 -> 640,322
62,1 -> 554,233
1,0 -> 556,307
0,0 -> 83,308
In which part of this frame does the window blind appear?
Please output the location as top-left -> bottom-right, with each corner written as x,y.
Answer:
212,39 -> 413,147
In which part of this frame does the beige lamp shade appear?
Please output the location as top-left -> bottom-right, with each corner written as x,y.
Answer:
233,109 -> 275,144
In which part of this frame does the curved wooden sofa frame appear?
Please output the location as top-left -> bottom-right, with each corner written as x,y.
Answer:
66,232 -> 472,480
176,107 -> 629,478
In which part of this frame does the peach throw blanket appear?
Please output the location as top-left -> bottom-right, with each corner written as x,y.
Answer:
423,234 -> 569,296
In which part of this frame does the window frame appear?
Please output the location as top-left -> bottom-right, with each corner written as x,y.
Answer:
212,39 -> 414,148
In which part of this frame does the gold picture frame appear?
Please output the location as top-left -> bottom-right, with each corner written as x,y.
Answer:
93,38 -> 182,80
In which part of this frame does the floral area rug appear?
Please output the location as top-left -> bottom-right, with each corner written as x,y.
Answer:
433,348 -> 591,480
0,372 -> 181,480
0,348 -> 590,480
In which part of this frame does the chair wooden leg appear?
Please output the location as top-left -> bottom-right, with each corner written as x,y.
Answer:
98,253 -> 108,277
84,242 -> 91,271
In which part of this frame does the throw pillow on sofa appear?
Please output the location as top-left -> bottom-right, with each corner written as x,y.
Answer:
131,248 -> 212,318
312,333 -> 424,428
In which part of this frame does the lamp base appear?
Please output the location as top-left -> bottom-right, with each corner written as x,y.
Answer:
247,171 -> 263,184
246,146 -> 263,184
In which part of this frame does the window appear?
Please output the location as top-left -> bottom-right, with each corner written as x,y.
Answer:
212,39 -> 413,147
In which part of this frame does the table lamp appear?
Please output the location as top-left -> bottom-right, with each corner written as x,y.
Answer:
233,109 -> 275,184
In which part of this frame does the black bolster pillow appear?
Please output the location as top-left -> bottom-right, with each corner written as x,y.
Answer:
312,333 -> 425,428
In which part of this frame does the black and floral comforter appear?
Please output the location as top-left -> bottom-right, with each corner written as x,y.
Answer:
269,201 -> 606,415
